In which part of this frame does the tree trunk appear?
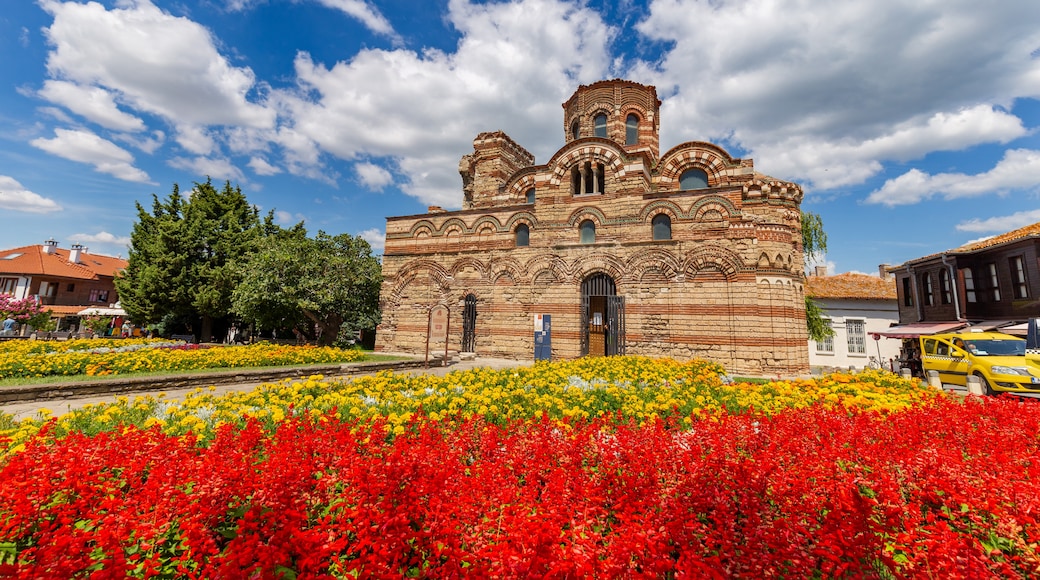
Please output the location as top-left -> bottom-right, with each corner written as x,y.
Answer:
317,315 -> 343,347
200,315 -> 214,344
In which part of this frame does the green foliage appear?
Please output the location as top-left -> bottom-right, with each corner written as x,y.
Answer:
116,179 -> 267,340
232,230 -> 382,346
801,211 -> 835,342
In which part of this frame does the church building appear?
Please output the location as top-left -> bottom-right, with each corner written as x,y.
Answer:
377,79 -> 808,375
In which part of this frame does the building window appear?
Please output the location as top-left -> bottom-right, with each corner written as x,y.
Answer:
940,269 -> 952,304
39,282 -> 57,298
679,168 -> 708,190
1010,256 -> 1028,298
571,161 -> 606,195
0,278 -> 17,295
651,214 -> 671,240
525,188 -> 535,204
571,121 -> 580,140
816,318 -> 833,353
987,263 -> 1001,301
593,114 -> 607,138
625,114 -> 639,145
922,273 -> 933,306
962,268 -> 977,303
515,224 -> 529,247
579,220 -> 596,244
902,277 -> 913,306
846,319 -> 866,354
89,289 -> 98,302
98,290 -> 109,303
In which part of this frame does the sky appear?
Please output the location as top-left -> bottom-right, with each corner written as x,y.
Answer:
1,0 -> 1039,276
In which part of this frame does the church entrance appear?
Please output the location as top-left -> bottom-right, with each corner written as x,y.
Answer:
581,274 -> 625,357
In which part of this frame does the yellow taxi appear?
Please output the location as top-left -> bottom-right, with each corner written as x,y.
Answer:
920,331 -> 1040,395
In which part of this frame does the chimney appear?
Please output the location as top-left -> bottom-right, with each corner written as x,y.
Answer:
69,244 -> 83,263
878,264 -> 890,280
814,265 -> 828,277
42,239 -> 58,255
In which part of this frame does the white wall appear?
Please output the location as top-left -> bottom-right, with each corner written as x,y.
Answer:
809,298 -> 902,372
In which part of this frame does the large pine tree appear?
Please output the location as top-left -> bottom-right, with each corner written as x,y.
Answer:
116,179 -> 264,341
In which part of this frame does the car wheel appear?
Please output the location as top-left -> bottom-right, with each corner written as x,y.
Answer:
973,372 -> 996,396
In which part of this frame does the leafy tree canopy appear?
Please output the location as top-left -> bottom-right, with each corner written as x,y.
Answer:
801,211 -> 835,343
115,179 -> 267,341
232,229 -> 382,346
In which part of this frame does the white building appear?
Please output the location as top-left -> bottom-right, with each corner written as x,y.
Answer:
806,268 -> 901,372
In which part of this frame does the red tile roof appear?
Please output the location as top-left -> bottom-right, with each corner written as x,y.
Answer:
806,272 -> 897,300
953,221 -> 1040,253
0,244 -> 126,280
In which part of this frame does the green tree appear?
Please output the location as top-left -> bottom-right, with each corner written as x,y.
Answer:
802,211 -> 836,343
116,179 -> 266,341
232,230 -> 382,346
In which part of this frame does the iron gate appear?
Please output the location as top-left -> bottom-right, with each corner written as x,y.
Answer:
461,294 -> 477,352
580,274 -> 625,356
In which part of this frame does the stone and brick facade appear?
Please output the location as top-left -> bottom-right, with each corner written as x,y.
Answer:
377,79 -> 809,375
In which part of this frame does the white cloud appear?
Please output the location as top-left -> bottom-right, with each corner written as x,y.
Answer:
68,231 -> 131,248
0,176 -> 63,214
358,227 -> 384,254
175,125 -> 217,156
277,0 -> 614,207
113,130 -> 165,154
248,156 -> 281,176
168,156 -> 245,184
315,0 -> 401,43
274,210 -> 306,226
40,0 -> 274,128
632,0 -> 1040,191
38,80 -> 145,132
865,148 -> 1040,206
30,128 -> 152,183
956,209 -> 1040,233
354,162 -> 393,190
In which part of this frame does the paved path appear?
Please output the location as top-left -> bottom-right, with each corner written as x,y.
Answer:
0,357 -> 526,421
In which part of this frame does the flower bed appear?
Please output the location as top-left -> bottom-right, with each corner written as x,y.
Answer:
0,356 -> 1034,578
0,339 -> 364,380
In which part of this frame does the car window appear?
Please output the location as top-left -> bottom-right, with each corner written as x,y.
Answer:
935,341 -> 949,356
966,339 -> 1025,356
922,339 -> 936,355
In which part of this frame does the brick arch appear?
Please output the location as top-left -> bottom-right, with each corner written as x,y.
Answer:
545,142 -> 627,187
626,248 -> 682,281
470,215 -> 504,234
638,199 -> 684,222
407,220 -> 437,237
571,253 -> 628,285
688,195 -> 740,221
503,171 -> 539,203
449,257 -> 489,279
386,260 -> 453,303
505,211 -> 538,229
682,245 -> 746,280
659,142 -> 738,189
567,206 -> 609,227
437,217 -> 469,236
527,253 -> 571,284
490,257 -> 526,284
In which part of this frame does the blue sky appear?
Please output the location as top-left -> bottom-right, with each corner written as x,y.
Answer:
1,0 -> 1038,275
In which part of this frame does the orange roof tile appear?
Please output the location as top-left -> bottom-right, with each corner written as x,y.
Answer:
952,221 -> 1040,253
0,244 -> 126,280
806,272 -> 897,300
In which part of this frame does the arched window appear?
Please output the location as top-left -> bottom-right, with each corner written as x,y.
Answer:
625,114 -> 639,145
679,168 -> 709,190
652,214 -> 671,240
940,269 -> 952,304
515,224 -> 529,247
594,114 -> 607,138
571,161 -> 606,195
923,273 -> 934,306
571,121 -> 580,140
579,220 -> 596,244
525,188 -> 535,204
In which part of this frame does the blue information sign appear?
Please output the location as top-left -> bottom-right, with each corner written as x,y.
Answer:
534,314 -> 552,361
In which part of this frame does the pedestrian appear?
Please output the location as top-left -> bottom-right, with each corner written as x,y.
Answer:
2,316 -> 15,336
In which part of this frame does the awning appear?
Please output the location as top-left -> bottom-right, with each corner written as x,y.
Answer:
875,321 -> 968,339
77,307 -> 127,317
968,320 -> 1018,331
1002,323 -> 1028,337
